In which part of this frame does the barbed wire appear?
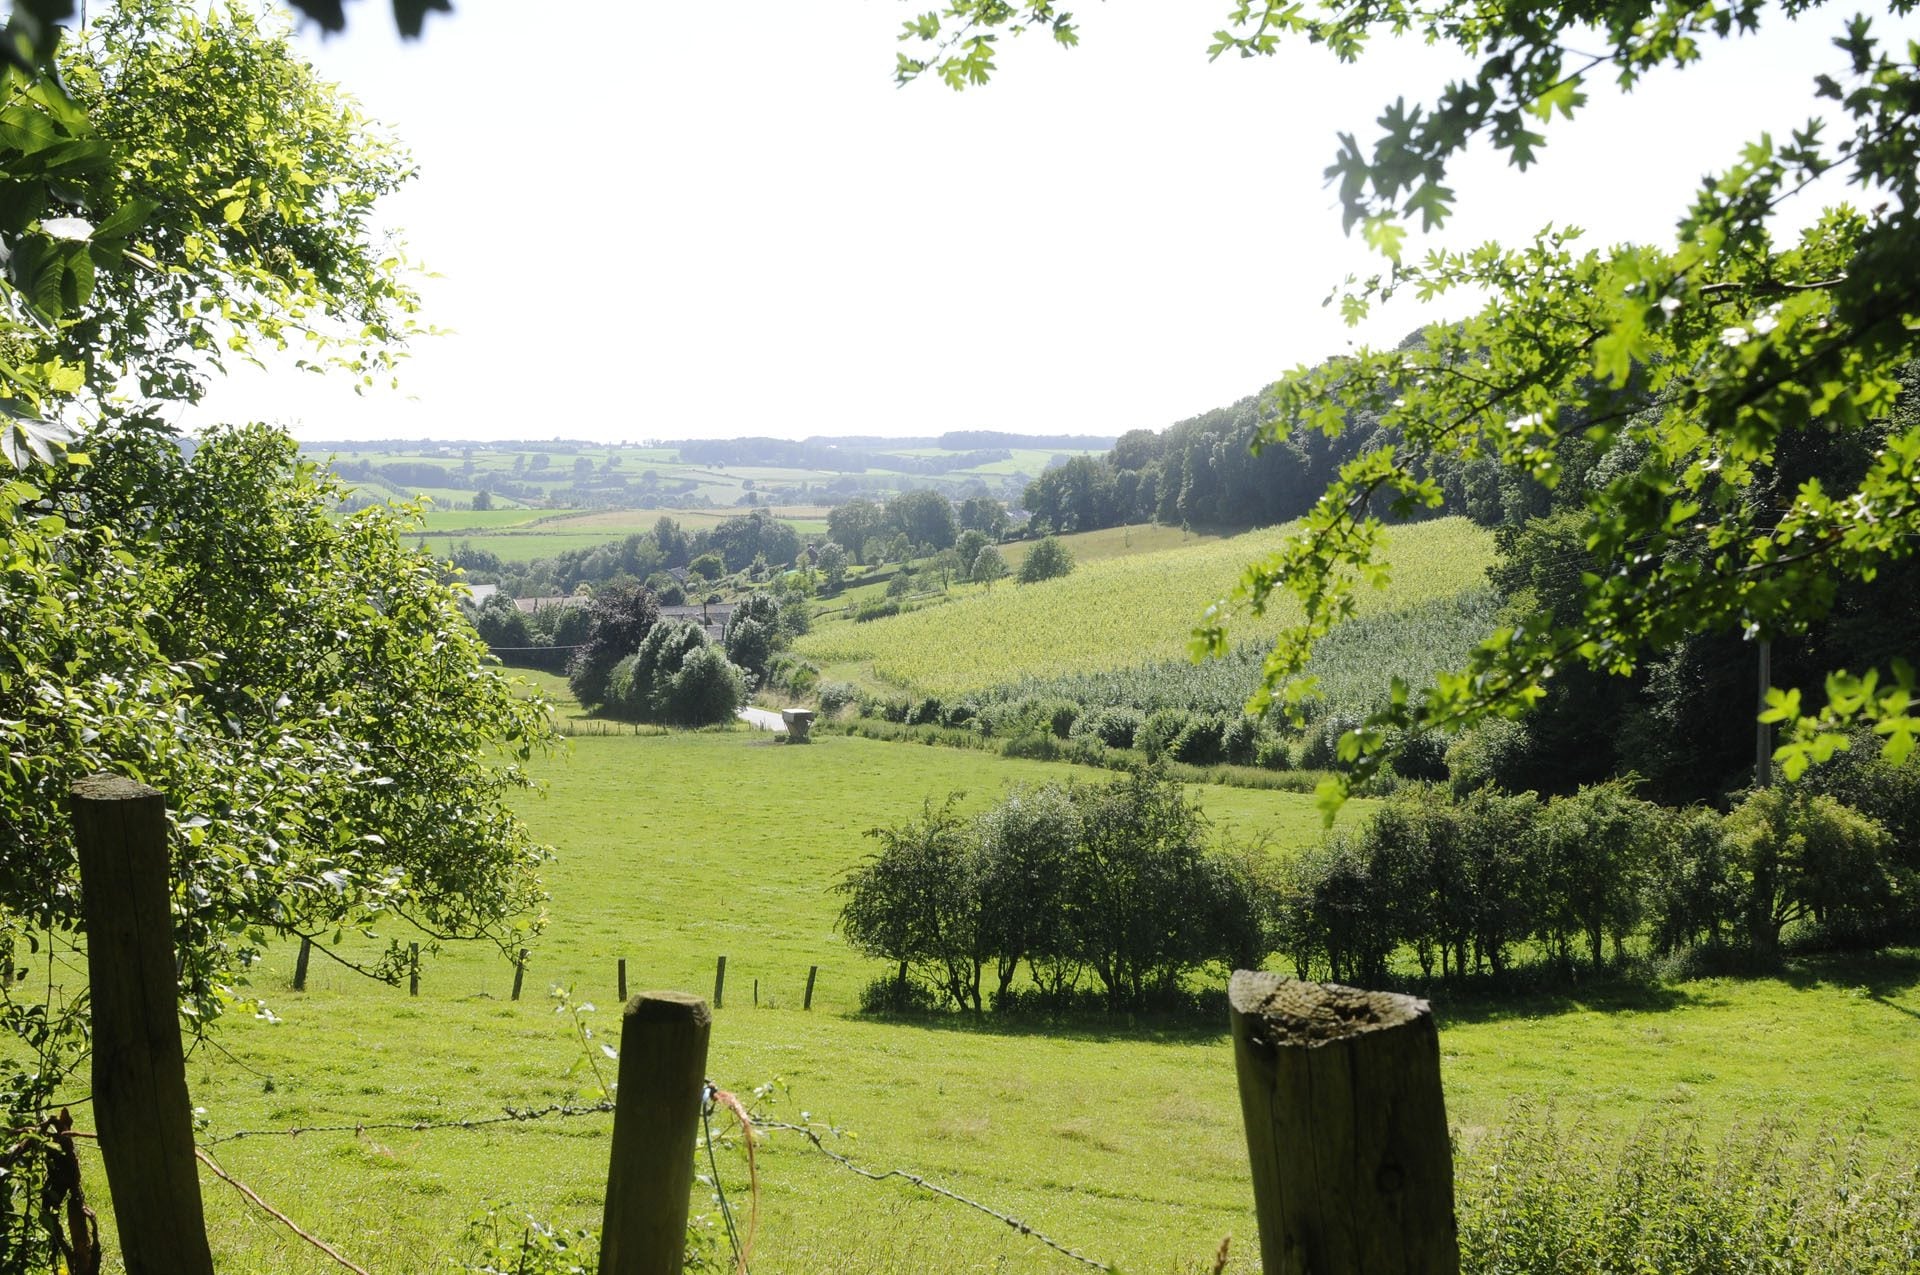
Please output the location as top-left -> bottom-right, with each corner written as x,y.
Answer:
193,1094 -> 1114,1271
197,1099 -> 615,1148
751,1119 -> 1114,1272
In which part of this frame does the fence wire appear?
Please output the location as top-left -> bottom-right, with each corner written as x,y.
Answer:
190,1091 -> 1116,1272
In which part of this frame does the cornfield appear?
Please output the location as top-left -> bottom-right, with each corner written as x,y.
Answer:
794,517 -> 1496,698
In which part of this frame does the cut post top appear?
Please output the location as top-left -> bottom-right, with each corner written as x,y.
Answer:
1229,970 -> 1430,1048
71,773 -> 162,802
623,990 -> 711,1027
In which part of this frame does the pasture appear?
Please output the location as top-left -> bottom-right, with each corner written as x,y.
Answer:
797,517 -> 1497,697
80,729 -> 1920,1273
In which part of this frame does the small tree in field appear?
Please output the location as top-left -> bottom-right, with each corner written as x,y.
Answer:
971,544 -> 1009,588
816,541 -> 850,591
1018,535 -> 1074,584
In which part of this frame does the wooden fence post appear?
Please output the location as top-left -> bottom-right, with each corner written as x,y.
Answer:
804,965 -> 818,1010
512,948 -> 527,1001
71,774 -> 216,1275
1227,971 -> 1458,1275
618,958 -> 627,1003
409,942 -> 420,997
712,955 -> 726,1009
599,992 -> 712,1275
292,937 -> 312,992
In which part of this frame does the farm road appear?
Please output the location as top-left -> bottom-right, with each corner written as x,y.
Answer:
736,707 -> 787,732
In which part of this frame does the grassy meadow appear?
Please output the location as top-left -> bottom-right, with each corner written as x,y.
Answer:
62,728 -> 1920,1273
797,517 -> 1497,697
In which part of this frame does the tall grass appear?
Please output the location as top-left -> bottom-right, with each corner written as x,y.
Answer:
1457,1106 -> 1920,1274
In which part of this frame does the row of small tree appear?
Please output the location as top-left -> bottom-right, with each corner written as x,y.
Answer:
1277,779 -> 1915,985
836,770 -> 1263,1012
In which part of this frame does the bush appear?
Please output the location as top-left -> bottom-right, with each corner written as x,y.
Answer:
906,696 -> 944,727
666,645 -> 746,725
1388,728 -> 1450,781
1169,713 -> 1227,765
1446,716 -> 1532,793
855,974 -> 942,1015
1072,705 -> 1143,750
816,681 -> 858,718
1254,731 -> 1293,770
1018,535 -> 1075,584
1136,708 -> 1192,758
1220,714 -> 1261,767
1296,712 -> 1363,772
853,598 -> 902,622
940,701 -> 977,728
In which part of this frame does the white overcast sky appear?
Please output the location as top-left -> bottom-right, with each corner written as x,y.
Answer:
179,1 -> 1908,444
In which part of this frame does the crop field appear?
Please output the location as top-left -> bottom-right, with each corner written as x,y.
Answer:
64,729 -> 1920,1273
1002,521 -> 1221,568
984,587 -> 1506,720
407,506 -> 836,562
797,517 -> 1497,697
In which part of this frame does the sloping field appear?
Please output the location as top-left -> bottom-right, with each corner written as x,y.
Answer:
796,517 -> 1496,696
103,729 -> 1920,1274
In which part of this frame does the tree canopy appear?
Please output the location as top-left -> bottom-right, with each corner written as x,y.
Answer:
0,4 -> 545,1259
900,0 -> 1920,807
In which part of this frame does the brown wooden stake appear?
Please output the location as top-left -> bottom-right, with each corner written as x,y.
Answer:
618,958 -> 627,1003
70,774 -> 216,1275
292,937 -> 312,992
804,964 -> 817,1010
712,955 -> 726,1009
598,992 -> 712,1275
753,978 -> 758,1007
408,942 -> 420,997
1228,971 -> 1458,1275
512,949 -> 528,1001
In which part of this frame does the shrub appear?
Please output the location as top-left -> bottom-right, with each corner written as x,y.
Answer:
1136,708 -> 1192,758
1295,712 -> 1362,771
853,598 -> 902,622
1388,728 -> 1450,781
940,701 -> 977,728
1254,731 -> 1293,770
1018,535 -> 1075,584
1446,716 -> 1532,794
664,645 -> 747,726
816,681 -> 858,718
1220,714 -> 1261,766
905,696 -> 944,727
1072,705 -> 1143,750
1169,713 -> 1227,765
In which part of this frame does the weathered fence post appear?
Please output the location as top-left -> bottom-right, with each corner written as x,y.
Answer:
618,957 -> 628,1003
712,955 -> 726,1009
599,992 -> 712,1275
804,965 -> 817,1010
292,936 -> 312,991
512,948 -> 528,1001
71,774 -> 216,1275
409,942 -> 420,997
1228,971 -> 1458,1275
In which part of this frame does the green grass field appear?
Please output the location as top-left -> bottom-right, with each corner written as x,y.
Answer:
57,729 -> 1920,1273
409,507 -> 836,563
798,518 -> 1497,697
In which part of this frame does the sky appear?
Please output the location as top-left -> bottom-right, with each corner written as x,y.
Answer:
178,1 -> 1907,444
